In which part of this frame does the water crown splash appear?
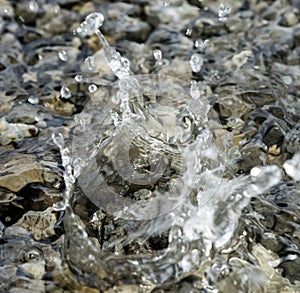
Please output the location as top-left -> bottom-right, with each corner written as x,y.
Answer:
50,10 -> 285,291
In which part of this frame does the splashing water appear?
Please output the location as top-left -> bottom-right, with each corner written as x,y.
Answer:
77,12 -> 104,36
190,53 -> 203,73
219,2 -> 231,22
60,85 -> 71,99
50,11 -> 289,291
84,56 -> 95,71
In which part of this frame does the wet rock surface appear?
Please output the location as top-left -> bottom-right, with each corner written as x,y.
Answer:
0,0 -> 299,292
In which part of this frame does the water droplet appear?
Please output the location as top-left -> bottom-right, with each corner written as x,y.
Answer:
186,28 -> 193,36
60,85 -> 71,99
28,96 -> 39,105
153,49 -> 162,65
79,12 -> 104,36
190,80 -> 201,99
85,56 -> 95,71
75,74 -> 83,82
164,0 -> 170,8
58,50 -> 68,62
29,0 -> 38,13
190,53 -> 203,73
195,39 -> 209,51
219,3 -> 231,22
88,84 -> 97,93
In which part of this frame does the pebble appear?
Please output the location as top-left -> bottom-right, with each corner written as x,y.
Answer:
268,144 -> 281,156
0,118 -> 38,146
0,0 -> 300,291
279,9 -> 299,27
6,210 -> 57,241
0,153 -> 61,192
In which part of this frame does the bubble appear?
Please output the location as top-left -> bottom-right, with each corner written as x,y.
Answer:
190,53 -> 203,73
85,56 -> 95,71
219,3 -> 231,22
60,85 -> 71,99
88,84 -> 97,93
58,50 -> 68,62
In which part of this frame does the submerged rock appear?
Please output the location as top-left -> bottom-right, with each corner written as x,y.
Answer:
0,153 -> 62,192
0,118 -> 38,146
5,209 -> 57,241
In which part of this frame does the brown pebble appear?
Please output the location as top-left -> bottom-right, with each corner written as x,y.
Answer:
268,144 -> 281,156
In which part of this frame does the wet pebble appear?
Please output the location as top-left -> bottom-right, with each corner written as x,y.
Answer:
5,210 -> 57,241
0,118 -> 38,146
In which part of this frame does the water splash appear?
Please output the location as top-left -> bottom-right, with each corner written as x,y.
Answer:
219,3 -> 231,22
53,10 -> 288,291
60,85 -> 71,99
77,12 -> 104,37
190,53 -> 203,73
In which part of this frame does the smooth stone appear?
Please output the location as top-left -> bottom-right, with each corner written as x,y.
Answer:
0,118 -> 38,146
279,9 -> 299,27
5,209 -> 57,241
145,2 -> 199,30
0,153 -> 61,192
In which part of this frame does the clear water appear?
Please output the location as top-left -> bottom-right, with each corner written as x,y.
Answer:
1,1 -> 300,292
50,12 -> 295,291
